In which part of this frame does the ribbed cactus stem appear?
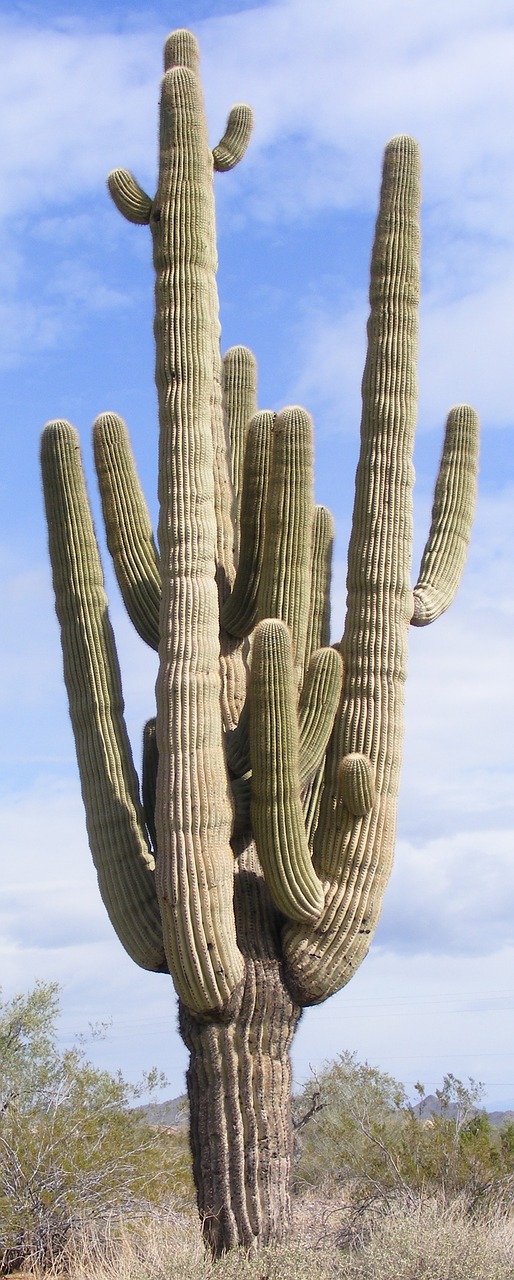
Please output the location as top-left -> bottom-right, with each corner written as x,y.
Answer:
257,406 -> 315,678
142,717 -> 158,854
93,413 -> 161,650
40,421 -> 166,974
412,404 -> 479,625
151,52 -> 244,1014
304,505 -> 334,660
250,620 -> 325,922
222,410 -> 274,637
213,105 -> 254,172
222,346 -> 258,551
298,647 -> 343,787
283,135 -> 421,1002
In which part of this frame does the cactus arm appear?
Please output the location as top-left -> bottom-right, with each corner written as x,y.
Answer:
222,346 -> 258,552
40,421 -> 167,974
93,413 -> 161,650
142,717 -> 158,854
257,406 -> 315,680
298,647 -> 343,787
304,505 -> 334,660
412,404 -> 479,626
149,41 -> 244,1015
222,410 -> 274,637
250,620 -> 325,922
282,136 -> 421,1004
107,170 -> 153,225
213,105 -> 254,172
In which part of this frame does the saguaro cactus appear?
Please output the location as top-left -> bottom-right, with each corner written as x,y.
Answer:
41,29 -> 479,1254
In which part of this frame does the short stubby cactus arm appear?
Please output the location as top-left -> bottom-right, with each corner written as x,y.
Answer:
149,38 -> 245,1014
213,104 -> 254,172
40,421 -> 167,974
93,413 -> 161,650
412,404 -> 479,626
107,170 -> 153,225
282,136 -> 422,1005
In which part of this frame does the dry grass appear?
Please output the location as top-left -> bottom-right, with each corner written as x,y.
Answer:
9,1197 -> 514,1280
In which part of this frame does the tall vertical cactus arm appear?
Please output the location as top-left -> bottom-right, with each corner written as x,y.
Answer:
298,647 -> 344,787
250,620 -> 326,922
411,404 -> 479,626
222,345 -> 258,550
40,421 -> 167,974
149,42 -> 245,1015
107,170 -> 153,224
257,406 -> 315,680
222,410 -> 274,637
304,505 -> 334,660
213,104 -> 254,172
282,136 -> 421,1005
142,718 -> 158,854
93,413 -> 161,650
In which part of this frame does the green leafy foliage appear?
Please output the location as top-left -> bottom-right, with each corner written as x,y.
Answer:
294,1052 -> 514,1218
0,983 -> 191,1274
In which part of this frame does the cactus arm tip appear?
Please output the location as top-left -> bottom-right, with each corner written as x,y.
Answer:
107,169 -> 153,225
213,104 -> 254,172
412,403 -> 479,627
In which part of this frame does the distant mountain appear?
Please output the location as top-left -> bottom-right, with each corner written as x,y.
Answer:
412,1095 -> 514,1129
138,1095 -> 188,1129
138,1094 -> 514,1134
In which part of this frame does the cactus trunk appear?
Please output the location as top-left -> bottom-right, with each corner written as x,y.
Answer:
180,848 -> 299,1253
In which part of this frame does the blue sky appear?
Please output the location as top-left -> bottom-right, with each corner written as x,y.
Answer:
1,0 -> 514,1107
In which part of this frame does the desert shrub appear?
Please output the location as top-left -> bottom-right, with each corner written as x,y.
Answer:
294,1051 -> 408,1198
0,983 -> 191,1273
294,1053 -> 514,1217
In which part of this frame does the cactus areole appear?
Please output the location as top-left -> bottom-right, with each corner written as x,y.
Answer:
41,29 -> 479,1254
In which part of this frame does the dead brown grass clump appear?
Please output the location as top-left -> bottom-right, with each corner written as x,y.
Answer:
10,1197 -> 514,1280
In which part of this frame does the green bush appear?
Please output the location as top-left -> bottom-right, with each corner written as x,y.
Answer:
294,1052 -> 514,1219
0,982 -> 191,1273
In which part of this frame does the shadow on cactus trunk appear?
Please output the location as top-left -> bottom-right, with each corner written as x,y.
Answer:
40,27 -> 479,1255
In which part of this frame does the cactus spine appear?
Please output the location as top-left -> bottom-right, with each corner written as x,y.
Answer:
41,30 -> 479,1254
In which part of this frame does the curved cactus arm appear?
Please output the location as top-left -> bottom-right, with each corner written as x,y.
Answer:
304,505 -> 334,662
107,169 -> 153,224
93,413 -> 161,650
411,404 -> 479,626
149,40 -> 245,1015
222,346 -> 258,552
222,410 -> 274,637
257,406 -> 315,680
40,421 -> 167,974
250,620 -> 325,922
213,104 -> 254,172
298,647 -> 343,787
282,136 -> 421,1005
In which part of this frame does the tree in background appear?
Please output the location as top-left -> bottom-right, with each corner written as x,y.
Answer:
41,27 -> 479,1254
295,1053 -> 514,1230
0,983 -> 185,1274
